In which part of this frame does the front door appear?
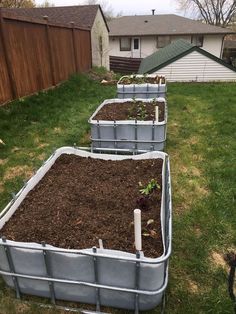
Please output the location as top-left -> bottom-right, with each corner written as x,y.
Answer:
132,37 -> 141,58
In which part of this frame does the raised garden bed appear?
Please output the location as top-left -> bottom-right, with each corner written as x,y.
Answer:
117,75 -> 167,99
0,147 -> 172,311
89,98 -> 167,152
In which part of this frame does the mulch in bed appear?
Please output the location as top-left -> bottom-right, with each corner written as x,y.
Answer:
1,154 -> 164,258
94,101 -> 165,122
119,76 -> 165,85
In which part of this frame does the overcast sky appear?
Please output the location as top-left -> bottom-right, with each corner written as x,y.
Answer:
35,0 -> 182,16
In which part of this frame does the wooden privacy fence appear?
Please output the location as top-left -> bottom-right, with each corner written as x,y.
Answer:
0,9 -> 92,105
110,56 -> 142,74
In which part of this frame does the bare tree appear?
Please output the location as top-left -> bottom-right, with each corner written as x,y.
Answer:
81,0 -> 122,20
0,0 -> 35,7
178,0 -> 236,27
37,0 -> 55,7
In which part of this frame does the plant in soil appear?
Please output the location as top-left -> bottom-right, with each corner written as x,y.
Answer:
1,155 -> 163,259
120,75 -> 166,85
142,219 -> 158,239
139,179 -> 160,195
137,179 -> 160,211
127,97 -> 148,120
94,100 -> 165,121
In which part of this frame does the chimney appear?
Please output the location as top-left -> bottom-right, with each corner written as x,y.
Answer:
152,9 -> 155,15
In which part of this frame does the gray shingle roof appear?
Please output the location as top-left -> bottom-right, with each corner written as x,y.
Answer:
108,14 -> 234,36
2,5 -> 108,30
138,39 -> 236,74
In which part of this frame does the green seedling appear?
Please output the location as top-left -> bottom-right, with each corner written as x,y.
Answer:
139,179 -> 160,196
137,102 -> 147,120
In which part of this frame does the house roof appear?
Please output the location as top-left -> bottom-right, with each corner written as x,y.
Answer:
2,5 -> 109,31
108,14 -> 234,37
138,39 -> 236,74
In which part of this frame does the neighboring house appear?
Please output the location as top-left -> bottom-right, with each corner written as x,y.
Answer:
3,5 -> 110,69
108,13 -> 235,60
138,39 -> 236,82
223,35 -> 236,66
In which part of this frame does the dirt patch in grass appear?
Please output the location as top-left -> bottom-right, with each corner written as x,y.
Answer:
3,165 -> 33,181
0,159 -> 8,166
191,166 -> 201,177
53,127 -> 62,134
93,101 -> 165,121
79,132 -> 91,146
188,279 -> 199,294
37,153 -> 46,161
37,143 -> 49,149
34,136 -> 49,149
185,136 -> 199,145
1,154 -> 164,258
188,178 -> 209,195
211,251 -> 228,271
194,227 -> 202,238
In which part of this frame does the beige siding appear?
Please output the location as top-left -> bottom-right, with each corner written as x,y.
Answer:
91,10 -> 110,69
109,37 -> 133,58
109,34 -> 224,59
152,50 -> 236,81
140,36 -> 157,58
202,35 -> 224,57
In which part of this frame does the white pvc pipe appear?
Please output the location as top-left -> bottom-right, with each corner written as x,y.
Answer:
155,106 -> 159,122
134,209 -> 142,251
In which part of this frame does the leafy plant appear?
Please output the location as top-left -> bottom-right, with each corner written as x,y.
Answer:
128,100 -> 147,120
137,102 -> 147,120
139,179 -> 160,196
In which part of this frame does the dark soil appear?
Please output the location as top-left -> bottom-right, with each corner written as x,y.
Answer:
119,75 -> 165,85
1,154 -> 164,258
94,101 -> 165,121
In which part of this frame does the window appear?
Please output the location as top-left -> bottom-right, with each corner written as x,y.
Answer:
120,37 -> 131,51
134,38 -> 139,50
157,36 -> 171,48
191,35 -> 203,47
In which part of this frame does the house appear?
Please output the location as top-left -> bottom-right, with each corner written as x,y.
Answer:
223,35 -> 236,66
108,13 -> 235,62
138,39 -> 236,82
3,5 -> 110,69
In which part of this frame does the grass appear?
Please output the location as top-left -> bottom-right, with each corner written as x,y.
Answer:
0,75 -> 236,313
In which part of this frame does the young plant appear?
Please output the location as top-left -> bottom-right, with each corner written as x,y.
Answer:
136,179 -> 160,211
128,100 -> 147,120
139,179 -> 160,196
142,219 -> 158,238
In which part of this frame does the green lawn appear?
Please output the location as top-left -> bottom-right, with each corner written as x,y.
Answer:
0,74 -> 235,313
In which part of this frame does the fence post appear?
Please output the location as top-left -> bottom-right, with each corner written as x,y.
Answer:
70,21 -> 79,73
89,30 -> 93,69
43,16 -> 56,86
0,9 -> 18,99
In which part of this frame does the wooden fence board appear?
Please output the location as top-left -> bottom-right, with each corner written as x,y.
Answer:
49,26 -> 76,84
0,10 -> 92,105
110,56 -> 142,74
74,29 -> 91,72
4,19 -> 52,97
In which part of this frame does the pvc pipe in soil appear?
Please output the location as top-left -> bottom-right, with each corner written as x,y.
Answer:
134,209 -> 142,251
155,106 -> 159,122
99,239 -> 104,249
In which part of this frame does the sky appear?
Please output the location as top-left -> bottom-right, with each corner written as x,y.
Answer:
35,0 -> 182,16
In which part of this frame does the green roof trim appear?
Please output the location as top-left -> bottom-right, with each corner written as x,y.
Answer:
138,39 -> 236,74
